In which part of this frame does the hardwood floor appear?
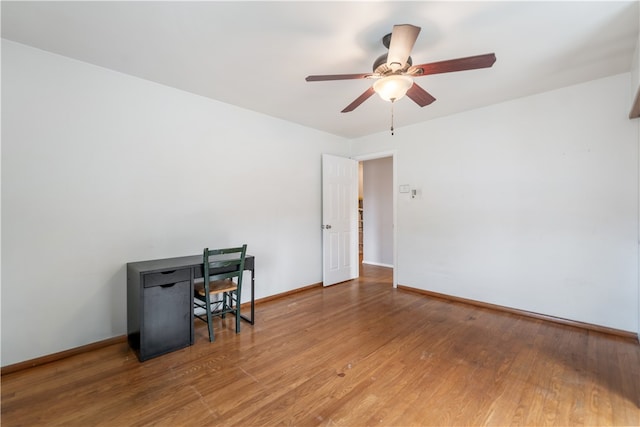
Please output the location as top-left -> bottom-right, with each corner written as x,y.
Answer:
2,264 -> 639,426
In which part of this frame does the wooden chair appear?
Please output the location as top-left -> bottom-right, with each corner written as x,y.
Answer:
193,245 -> 247,342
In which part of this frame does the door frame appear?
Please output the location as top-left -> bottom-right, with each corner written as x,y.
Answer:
353,150 -> 398,288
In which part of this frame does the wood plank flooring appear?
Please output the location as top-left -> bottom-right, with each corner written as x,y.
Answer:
2,264 -> 639,426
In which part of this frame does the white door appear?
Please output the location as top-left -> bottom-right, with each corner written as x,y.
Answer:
322,154 -> 359,286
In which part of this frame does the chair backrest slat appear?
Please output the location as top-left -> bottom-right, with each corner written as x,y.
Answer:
203,244 -> 247,284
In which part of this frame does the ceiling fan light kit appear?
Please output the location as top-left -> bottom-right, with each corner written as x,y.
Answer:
305,23 -> 496,134
373,75 -> 414,102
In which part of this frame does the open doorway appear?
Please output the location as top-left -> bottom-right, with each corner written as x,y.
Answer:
358,155 -> 394,284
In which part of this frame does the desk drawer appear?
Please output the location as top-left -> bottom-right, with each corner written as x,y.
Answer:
144,268 -> 191,287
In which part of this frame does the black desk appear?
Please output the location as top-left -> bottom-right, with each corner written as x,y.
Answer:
127,254 -> 255,361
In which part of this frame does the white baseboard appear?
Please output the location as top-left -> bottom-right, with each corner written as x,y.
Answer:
361,260 -> 394,268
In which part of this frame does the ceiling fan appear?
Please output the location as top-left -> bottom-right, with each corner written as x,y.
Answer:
306,24 -> 496,113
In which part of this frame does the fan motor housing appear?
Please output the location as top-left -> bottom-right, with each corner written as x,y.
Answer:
373,53 -> 412,75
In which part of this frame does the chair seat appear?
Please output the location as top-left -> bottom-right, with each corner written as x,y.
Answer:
195,279 -> 237,297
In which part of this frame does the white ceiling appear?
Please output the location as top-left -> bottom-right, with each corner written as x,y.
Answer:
2,1 -> 638,139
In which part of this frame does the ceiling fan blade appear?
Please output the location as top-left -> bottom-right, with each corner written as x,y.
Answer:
410,53 -> 496,76
387,24 -> 421,70
341,87 -> 376,113
306,73 -> 374,82
406,83 -> 436,107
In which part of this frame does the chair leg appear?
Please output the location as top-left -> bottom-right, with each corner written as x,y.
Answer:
221,292 -> 227,318
235,292 -> 241,334
205,292 -> 214,342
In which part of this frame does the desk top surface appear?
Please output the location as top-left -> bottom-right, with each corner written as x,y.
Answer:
127,254 -> 254,274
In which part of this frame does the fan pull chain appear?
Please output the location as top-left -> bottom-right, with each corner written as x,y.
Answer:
390,99 -> 395,136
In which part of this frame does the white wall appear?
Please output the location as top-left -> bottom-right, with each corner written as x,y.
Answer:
351,73 -> 639,333
362,157 -> 393,267
631,11 -> 640,119
634,4 -> 640,93
1,40 -> 348,366
636,1 -> 640,343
